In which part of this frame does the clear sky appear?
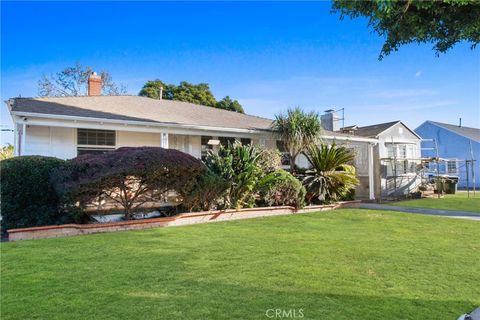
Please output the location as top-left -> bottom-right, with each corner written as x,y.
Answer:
1,1 -> 479,146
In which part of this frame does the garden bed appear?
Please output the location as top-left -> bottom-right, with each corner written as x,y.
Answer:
7,201 -> 360,241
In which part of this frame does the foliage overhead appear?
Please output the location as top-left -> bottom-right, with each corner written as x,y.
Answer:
0,143 -> 14,160
257,169 -> 306,208
303,143 -> 359,203
0,156 -> 80,231
52,147 -> 206,219
272,107 -> 322,173
332,0 -> 480,59
139,79 -> 245,113
38,62 -> 127,96
205,142 -> 263,209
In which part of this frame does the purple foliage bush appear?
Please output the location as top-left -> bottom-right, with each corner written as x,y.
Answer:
52,147 -> 206,219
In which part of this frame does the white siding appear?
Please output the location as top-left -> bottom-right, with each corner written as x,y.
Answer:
25,126 -> 75,159
117,131 -> 160,148
189,135 -> 202,159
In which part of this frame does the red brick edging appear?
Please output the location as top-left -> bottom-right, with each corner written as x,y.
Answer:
7,201 -> 360,241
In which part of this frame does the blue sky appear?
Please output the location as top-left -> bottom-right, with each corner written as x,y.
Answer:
1,1 -> 479,146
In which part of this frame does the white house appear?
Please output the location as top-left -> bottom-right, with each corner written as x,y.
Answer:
341,121 -> 423,199
6,73 -> 378,200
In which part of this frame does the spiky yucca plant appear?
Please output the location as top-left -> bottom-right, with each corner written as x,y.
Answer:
303,143 -> 359,203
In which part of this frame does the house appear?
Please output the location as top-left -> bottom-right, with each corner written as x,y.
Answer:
339,120 -> 423,199
415,120 -> 480,189
6,72 -> 378,200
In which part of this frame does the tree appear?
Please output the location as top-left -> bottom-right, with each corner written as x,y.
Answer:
52,147 -> 206,220
0,144 -> 14,160
272,107 -> 322,173
139,80 -> 245,113
303,143 -> 359,204
332,0 -> 480,59
216,96 -> 245,113
38,62 -> 127,96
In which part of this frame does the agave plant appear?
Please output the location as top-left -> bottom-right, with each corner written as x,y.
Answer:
303,143 -> 359,203
205,141 -> 262,209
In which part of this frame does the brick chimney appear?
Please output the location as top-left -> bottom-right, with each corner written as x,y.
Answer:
88,72 -> 102,96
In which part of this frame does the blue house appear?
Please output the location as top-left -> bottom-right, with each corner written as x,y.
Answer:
415,121 -> 480,189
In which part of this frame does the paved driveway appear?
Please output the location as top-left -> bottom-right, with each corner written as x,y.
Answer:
359,203 -> 480,221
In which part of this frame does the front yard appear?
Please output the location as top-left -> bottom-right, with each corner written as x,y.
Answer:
392,192 -> 480,213
2,209 -> 479,319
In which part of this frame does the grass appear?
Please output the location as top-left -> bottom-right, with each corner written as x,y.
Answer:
392,191 -> 480,213
2,209 -> 479,320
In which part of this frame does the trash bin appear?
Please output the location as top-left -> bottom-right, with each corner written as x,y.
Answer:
444,176 -> 458,194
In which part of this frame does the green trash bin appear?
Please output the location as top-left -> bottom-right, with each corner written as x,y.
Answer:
444,176 -> 458,194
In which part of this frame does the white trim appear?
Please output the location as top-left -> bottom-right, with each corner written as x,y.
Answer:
13,122 -> 19,156
322,134 -> 378,143
21,123 -> 26,156
11,111 -> 271,135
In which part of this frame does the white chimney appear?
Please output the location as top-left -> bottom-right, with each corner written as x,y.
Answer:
321,109 -> 341,131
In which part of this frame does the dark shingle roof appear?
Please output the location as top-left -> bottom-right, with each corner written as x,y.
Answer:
352,121 -> 400,138
429,121 -> 480,142
10,96 -> 274,131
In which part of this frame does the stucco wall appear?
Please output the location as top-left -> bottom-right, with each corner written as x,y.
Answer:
415,122 -> 480,188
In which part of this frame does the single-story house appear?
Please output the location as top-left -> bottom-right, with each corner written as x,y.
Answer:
339,120 -> 422,199
415,120 -> 480,189
6,73 -> 378,200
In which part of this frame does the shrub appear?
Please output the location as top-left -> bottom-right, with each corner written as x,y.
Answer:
205,142 -> 262,209
257,148 -> 282,174
303,143 -> 359,204
52,147 -> 206,219
181,170 -> 229,212
0,156 -> 74,231
257,170 -> 306,208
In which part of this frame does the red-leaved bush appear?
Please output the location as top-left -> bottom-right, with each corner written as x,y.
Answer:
52,147 -> 206,219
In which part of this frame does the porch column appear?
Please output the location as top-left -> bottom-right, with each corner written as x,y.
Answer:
368,143 -> 375,200
20,123 -> 27,156
160,132 -> 169,148
13,122 -> 19,156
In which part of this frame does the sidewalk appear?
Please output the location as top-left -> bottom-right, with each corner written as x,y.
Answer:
359,203 -> 480,221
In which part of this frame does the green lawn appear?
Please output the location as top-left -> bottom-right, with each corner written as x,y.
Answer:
2,209 -> 479,320
392,192 -> 480,213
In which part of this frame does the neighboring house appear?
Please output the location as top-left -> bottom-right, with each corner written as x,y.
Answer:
415,121 -> 480,189
6,73 -> 377,200
339,120 -> 423,199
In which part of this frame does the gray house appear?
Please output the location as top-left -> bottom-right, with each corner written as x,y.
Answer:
341,121 -> 423,199
415,121 -> 480,189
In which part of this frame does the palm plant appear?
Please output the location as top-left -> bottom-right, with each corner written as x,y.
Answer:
205,142 -> 262,209
272,107 -> 322,173
303,143 -> 359,203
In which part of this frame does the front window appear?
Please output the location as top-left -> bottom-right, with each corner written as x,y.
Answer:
447,160 -> 458,174
77,129 -> 115,156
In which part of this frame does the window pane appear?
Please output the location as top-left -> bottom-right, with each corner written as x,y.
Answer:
77,129 -> 115,146
240,138 -> 251,145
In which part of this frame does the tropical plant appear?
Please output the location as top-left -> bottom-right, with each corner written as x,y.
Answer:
52,147 -> 206,220
0,156 -> 82,232
257,148 -> 282,174
205,142 -> 262,209
303,143 -> 359,204
257,170 -> 306,208
272,107 -> 322,173
0,143 -> 14,160
181,170 -> 229,212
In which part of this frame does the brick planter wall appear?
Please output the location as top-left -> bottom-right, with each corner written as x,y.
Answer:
7,201 -> 360,241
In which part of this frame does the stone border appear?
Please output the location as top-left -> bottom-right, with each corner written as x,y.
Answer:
7,201 -> 360,241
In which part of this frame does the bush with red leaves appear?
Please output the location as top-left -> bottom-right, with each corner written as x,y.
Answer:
52,147 -> 206,219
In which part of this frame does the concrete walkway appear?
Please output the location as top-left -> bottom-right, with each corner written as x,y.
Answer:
359,203 -> 480,221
